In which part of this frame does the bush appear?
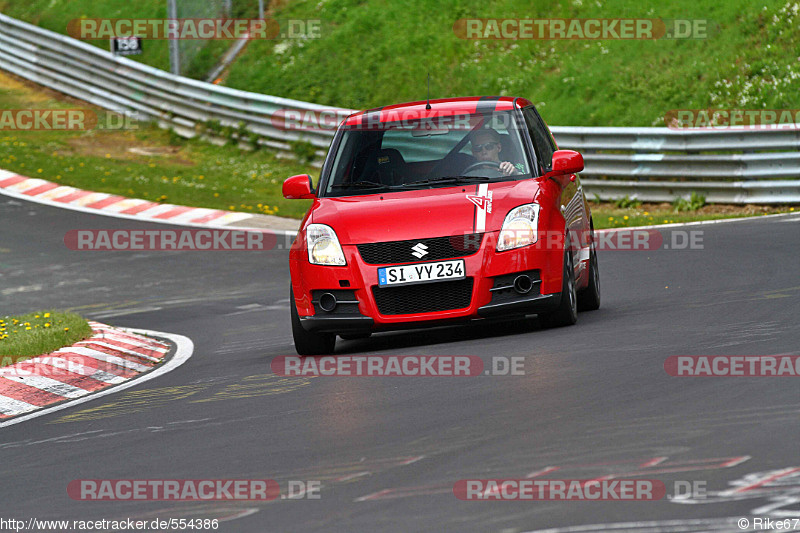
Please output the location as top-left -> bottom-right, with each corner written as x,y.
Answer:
673,192 -> 706,212
613,195 -> 642,209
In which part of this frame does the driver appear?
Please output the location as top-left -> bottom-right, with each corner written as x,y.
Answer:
470,128 -> 520,176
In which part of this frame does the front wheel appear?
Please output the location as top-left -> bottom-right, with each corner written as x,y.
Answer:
539,235 -> 578,328
290,290 -> 336,355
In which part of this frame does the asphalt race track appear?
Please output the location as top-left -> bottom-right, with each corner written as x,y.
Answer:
2,195 -> 799,532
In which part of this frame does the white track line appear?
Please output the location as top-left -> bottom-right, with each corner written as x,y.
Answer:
0,328 -> 194,428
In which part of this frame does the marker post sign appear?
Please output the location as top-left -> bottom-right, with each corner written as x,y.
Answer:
110,36 -> 143,56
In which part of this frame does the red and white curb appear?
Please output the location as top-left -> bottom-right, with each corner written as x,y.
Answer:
0,169 -> 258,229
0,322 -> 193,427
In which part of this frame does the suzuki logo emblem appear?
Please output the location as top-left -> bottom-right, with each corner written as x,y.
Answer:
411,243 -> 429,259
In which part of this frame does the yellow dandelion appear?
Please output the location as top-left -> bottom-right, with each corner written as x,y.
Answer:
44,313 -> 50,318
623,215 -> 629,220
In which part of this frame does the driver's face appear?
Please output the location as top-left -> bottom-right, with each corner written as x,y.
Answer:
471,135 -> 501,162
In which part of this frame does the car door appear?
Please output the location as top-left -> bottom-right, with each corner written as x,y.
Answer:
521,106 -> 587,276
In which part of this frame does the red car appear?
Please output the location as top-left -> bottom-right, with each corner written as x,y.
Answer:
283,96 -> 600,355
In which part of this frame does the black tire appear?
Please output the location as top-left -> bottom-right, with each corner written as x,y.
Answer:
577,228 -> 601,312
539,235 -> 578,328
290,290 -> 336,356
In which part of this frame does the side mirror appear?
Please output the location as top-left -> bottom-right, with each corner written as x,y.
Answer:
283,174 -> 316,199
551,150 -> 584,176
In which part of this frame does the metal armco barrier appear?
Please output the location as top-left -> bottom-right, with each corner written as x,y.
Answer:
1,13 -> 799,203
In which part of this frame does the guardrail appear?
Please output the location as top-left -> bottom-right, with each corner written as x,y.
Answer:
1,13 -> 799,203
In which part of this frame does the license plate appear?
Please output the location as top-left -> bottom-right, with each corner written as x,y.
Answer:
378,259 -> 465,287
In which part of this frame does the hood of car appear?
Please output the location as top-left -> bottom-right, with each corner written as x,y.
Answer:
310,179 -> 553,244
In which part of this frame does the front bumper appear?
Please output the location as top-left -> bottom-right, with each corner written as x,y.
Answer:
290,231 -> 564,333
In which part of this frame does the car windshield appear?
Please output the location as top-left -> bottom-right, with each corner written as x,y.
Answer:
322,110 -> 532,197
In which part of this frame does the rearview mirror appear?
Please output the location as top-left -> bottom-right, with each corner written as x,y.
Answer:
411,128 -> 450,137
282,174 -> 316,199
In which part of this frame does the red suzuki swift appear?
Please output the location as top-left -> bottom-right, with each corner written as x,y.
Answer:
283,96 -> 600,355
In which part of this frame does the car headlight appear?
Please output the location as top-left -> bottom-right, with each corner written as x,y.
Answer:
497,203 -> 540,251
307,224 -> 346,265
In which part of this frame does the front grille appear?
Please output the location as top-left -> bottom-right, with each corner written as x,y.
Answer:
371,278 -> 474,315
357,234 -> 483,265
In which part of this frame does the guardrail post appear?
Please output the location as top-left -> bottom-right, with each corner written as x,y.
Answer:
167,0 -> 180,76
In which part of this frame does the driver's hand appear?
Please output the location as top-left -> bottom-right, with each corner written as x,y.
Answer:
500,161 -> 519,175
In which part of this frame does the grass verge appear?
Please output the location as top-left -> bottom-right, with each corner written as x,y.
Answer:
590,202 -> 796,229
0,311 -> 93,360
4,1 -> 798,126
0,72 -> 796,228
0,71 -> 314,220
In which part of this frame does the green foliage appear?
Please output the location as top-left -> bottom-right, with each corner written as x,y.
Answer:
613,195 -> 642,208
673,191 -> 707,212
167,127 -> 184,146
6,0 -> 799,124
290,140 -> 318,165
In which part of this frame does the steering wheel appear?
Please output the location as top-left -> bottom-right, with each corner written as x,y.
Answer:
462,160 -> 502,175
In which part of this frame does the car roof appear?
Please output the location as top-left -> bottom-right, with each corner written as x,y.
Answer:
343,96 -> 534,127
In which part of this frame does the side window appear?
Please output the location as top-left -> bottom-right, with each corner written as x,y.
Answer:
522,107 -> 555,173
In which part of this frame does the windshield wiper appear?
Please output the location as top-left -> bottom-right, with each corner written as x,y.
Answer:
330,181 -> 387,189
398,176 -> 492,187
